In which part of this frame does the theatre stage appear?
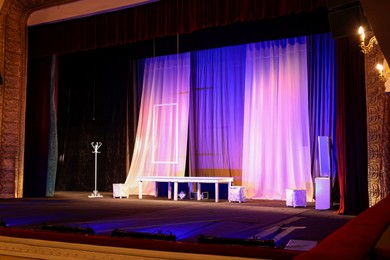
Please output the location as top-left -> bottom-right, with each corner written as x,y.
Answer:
0,192 -> 354,258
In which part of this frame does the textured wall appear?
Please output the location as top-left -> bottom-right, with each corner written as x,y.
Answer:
0,0 -> 27,198
364,32 -> 390,206
0,0 -> 75,198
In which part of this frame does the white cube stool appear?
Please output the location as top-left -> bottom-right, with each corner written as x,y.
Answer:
113,183 -> 128,199
229,186 -> 246,203
286,189 -> 306,207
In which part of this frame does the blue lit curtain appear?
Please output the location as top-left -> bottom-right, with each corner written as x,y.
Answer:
188,46 -> 246,182
307,33 -> 337,183
123,53 -> 191,195
242,37 -> 313,200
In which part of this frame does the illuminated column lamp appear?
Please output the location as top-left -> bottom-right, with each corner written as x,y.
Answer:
358,26 -> 378,54
376,63 -> 386,82
375,60 -> 390,95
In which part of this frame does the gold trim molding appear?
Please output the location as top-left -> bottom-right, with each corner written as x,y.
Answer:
0,235 -> 237,260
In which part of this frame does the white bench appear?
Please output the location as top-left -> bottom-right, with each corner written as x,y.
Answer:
136,176 -> 234,203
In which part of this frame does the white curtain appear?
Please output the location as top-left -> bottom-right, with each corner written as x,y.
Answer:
123,53 -> 191,195
242,37 -> 313,201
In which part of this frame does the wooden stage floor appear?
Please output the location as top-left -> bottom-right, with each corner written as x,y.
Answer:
0,191 -> 354,252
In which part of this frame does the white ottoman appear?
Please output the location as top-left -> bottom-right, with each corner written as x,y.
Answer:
286,189 -> 306,207
229,186 -> 246,203
113,183 -> 128,199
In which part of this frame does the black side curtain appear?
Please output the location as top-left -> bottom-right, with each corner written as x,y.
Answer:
54,49 -> 140,192
24,49 -> 141,194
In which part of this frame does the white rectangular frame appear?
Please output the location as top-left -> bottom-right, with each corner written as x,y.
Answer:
152,103 -> 179,164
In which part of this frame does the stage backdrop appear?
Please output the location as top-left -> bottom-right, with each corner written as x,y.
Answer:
34,33 -> 336,202
122,35 -> 337,201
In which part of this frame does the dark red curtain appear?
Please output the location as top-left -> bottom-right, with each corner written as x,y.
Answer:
336,36 -> 369,215
28,0 -> 327,58
24,57 -> 52,197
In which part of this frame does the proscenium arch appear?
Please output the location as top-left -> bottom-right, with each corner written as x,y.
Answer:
0,0 -> 76,198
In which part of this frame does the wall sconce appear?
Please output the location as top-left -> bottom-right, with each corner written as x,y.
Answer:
358,26 -> 378,54
376,63 -> 386,82
376,59 -> 390,96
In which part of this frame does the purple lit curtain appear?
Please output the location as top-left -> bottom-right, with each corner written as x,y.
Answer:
123,53 -> 191,195
188,45 -> 246,182
242,37 -> 313,200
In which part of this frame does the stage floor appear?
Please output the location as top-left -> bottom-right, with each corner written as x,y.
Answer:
0,192 -> 354,251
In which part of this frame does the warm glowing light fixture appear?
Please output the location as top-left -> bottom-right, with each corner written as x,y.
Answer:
376,63 -> 386,82
375,59 -> 390,95
358,26 -> 378,54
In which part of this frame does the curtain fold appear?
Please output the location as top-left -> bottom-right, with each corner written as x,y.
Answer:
188,45 -> 246,183
242,37 -> 313,201
124,53 -> 191,195
24,56 -> 52,197
46,54 -> 59,197
126,60 -> 144,175
307,33 -> 338,203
